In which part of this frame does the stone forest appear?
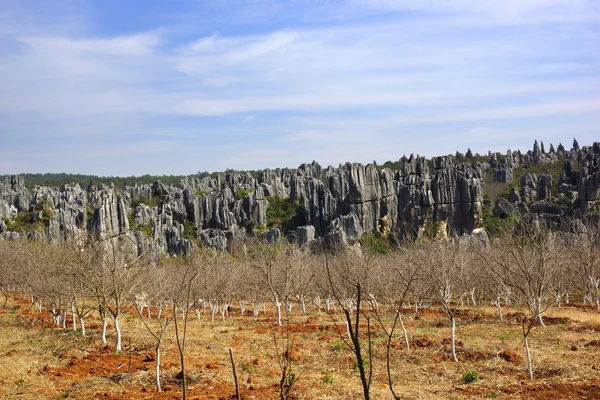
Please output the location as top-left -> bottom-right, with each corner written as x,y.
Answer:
1,139 -> 600,399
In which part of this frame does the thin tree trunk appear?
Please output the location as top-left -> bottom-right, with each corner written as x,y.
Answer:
276,301 -> 282,326
524,334 -> 533,381
79,317 -> 86,336
155,345 -> 162,392
494,296 -> 503,321
72,304 -> 77,331
101,317 -> 108,344
399,314 -> 410,351
229,348 -> 241,400
450,315 -> 458,362
535,299 -> 545,327
114,314 -> 122,352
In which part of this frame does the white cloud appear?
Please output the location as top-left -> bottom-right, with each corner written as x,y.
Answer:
0,0 -> 599,174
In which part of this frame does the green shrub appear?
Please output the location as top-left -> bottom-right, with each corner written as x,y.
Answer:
265,196 -> 305,232
130,198 -> 150,209
322,373 -> 334,385
331,341 -> 344,351
498,182 -> 517,199
182,220 -> 197,241
359,232 -> 391,254
483,214 -> 520,238
5,212 -> 45,233
234,189 -> 252,201
461,370 -> 479,384
34,199 -> 53,211
422,220 -> 443,240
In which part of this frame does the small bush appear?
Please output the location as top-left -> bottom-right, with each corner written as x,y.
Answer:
331,341 -> 344,351
182,220 -> 197,241
265,196 -> 306,232
234,189 -> 252,201
461,370 -> 479,384
322,373 -> 334,385
483,214 -> 520,238
359,232 -> 391,254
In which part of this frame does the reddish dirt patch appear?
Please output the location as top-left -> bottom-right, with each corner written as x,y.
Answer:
460,349 -> 490,362
420,309 -> 444,318
541,316 -> 570,325
441,337 -> 464,347
505,380 -> 600,399
568,322 -> 600,333
41,347 -> 152,382
462,379 -> 600,399
499,349 -> 523,363
413,335 -> 434,348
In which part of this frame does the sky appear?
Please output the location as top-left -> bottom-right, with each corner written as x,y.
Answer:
0,0 -> 599,176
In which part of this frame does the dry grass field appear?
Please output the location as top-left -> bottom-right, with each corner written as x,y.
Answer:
2,295 -> 600,400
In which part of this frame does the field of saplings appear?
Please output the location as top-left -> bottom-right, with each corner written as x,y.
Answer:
2,225 -> 600,399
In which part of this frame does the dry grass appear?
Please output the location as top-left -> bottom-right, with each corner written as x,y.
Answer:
2,297 -> 600,399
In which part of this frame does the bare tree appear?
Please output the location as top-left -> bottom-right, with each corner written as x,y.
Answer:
81,235 -> 145,352
415,240 -> 470,362
483,222 -> 559,380
250,242 -> 296,326
370,249 -> 419,399
273,314 -> 304,400
323,252 -> 373,400
203,254 -> 236,322
133,262 -> 172,393
170,251 -> 207,399
569,219 -> 600,309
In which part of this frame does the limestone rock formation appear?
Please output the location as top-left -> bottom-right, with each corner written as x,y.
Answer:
3,139 -> 598,256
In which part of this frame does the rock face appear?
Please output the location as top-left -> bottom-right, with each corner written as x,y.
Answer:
0,156 -> 485,253
4,140 -> 599,254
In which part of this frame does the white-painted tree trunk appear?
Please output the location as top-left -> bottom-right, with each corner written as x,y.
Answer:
79,317 -> 86,336
155,346 -> 162,392
275,300 -> 282,326
399,313 -> 410,351
114,315 -> 122,353
493,296 -> 503,321
450,315 -> 458,362
101,317 -> 108,344
535,299 -> 545,327
524,334 -> 533,381
72,304 -> 77,331
469,288 -> 477,306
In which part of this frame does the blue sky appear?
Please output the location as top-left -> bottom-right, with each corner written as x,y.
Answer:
0,0 -> 599,176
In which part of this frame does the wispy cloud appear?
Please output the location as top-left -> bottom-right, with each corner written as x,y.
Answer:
0,0 -> 599,175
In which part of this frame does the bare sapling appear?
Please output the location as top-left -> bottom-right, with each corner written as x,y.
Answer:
133,264 -> 171,392
483,221 -> 559,380
416,241 -> 469,362
228,348 -> 241,400
323,254 -> 373,400
273,309 -> 304,400
370,250 -> 419,399
171,252 -> 205,400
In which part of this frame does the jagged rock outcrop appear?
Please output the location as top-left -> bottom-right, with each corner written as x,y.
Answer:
262,227 -> 281,244
88,188 -> 130,240
330,212 -> 364,245
494,197 -> 517,218
295,225 -> 315,248
4,140 -> 597,256
199,229 -> 227,251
